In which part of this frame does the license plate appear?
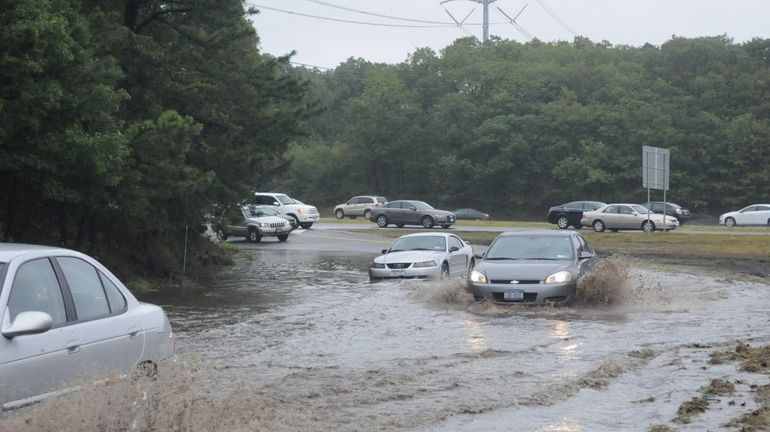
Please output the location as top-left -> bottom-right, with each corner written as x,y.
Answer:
504,289 -> 524,300
276,228 -> 283,234
391,270 -> 406,277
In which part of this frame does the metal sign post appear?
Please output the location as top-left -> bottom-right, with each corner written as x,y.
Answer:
642,146 -> 670,232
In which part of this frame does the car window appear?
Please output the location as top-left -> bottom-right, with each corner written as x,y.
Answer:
412,201 -> 433,210
449,236 -> 463,250
404,203 -> 416,211
603,205 -> 619,213
576,235 -> 594,254
254,195 -> 275,206
741,206 -> 757,213
376,197 -> 387,204
8,258 -> 67,325
58,257 -> 110,320
99,272 -> 127,313
758,205 -> 770,211
619,206 -> 634,215
385,202 -> 400,209
486,236 -> 574,260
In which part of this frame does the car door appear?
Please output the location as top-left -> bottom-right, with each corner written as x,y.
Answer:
736,206 -> 756,225
618,205 -> 638,229
0,257 -> 79,410
757,206 -> 770,225
55,256 -> 144,379
601,205 -> 621,229
575,235 -> 600,275
447,236 -> 468,276
383,202 -> 402,224
402,202 -> 419,225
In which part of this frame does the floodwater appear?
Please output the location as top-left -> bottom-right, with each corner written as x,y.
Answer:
5,248 -> 770,431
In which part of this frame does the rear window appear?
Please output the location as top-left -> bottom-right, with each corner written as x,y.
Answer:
376,197 -> 387,204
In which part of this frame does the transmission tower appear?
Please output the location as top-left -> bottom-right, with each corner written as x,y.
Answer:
440,0 -> 498,42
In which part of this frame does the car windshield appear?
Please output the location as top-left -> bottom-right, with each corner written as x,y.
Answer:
631,205 -> 651,213
276,194 -> 297,205
485,235 -> 574,261
411,201 -> 434,211
389,236 -> 446,252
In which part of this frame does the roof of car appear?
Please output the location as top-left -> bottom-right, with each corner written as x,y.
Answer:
0,243 -> 72,262
497,230 -> 578,237
399,232 -> 457,238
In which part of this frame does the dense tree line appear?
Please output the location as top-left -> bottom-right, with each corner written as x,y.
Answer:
278,36 -> 770,218
0,0 -> 312,279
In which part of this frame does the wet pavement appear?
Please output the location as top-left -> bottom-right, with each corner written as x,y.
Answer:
139,229 -> 770,431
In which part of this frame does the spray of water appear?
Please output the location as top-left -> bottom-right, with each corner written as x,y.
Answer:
577,255 -> 634,306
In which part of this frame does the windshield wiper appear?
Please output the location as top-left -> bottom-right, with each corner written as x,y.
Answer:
526,257 -> 562,260
485,257 -> 522,260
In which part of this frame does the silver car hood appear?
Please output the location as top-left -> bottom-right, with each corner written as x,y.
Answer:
477,260 -> 572,280
377,250 -> 445,263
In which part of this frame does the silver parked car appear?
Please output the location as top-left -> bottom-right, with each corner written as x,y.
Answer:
371,200 -> 456,229
581,203 -> 679,232
0,243 -> 174,411
334,196 -> 387,220
468,230 -> 599,305
369,233 -> 474,280
215,205 -> 293,242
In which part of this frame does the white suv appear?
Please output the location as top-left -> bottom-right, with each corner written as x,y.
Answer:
254,192 -> 319,229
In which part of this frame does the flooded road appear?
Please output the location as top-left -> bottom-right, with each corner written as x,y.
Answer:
5,229 -> 770,431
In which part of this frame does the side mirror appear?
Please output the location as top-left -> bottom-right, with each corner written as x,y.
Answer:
381,249 -> 388,254
449,246 -> 459,252
272,201 -> 280,206
578,251 -> 594,260
2,311 -> 53,339
474,253 -> 484,259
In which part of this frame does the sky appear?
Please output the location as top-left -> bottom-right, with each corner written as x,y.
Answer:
247,0 -> 770,69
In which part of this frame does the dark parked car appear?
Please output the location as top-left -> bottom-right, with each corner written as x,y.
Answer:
641,201 -> 691,224
371,200 -> 456,229
547,201 -> 606,229
452,208 -> 491,221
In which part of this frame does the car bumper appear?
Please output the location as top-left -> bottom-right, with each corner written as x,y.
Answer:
296,213 -> 319,223
469,281 -> 576,305
369,266 -> 442,280
259,227 -> 291,237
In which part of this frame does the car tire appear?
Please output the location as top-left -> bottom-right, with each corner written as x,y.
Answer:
335,209 -> 344,219
364,210 -> 372,221
350,216 -> 357,220
376,215 -> 388,228
442,224 -> 452,229
725,217 -> 736,227
767,218 -> 770,226
215,226 -> 227,241
556,215 -> 569,229
299,222 -> 313,229
592,220 -> 605,232
278,234 -> 289,242
440,263 -> 449,279
248,228 -> 261,243
642,220 -> 655,232
573,223 -> 582,229
422,216 -> 434,229
290,215 -> 300,228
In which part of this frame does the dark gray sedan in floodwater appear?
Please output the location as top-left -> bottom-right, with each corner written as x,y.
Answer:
468,230 -> 599,305
372,200 -> 456,229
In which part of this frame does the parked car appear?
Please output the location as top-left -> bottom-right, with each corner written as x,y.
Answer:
719,204 -> 770,227
215,205 -> 293,243
452,208 -> 491,221
369,233 -> 474,280
641,201 -> 692,224
468,230 -> 599,305
547,201 -> 606,229
371,200 -> 456,229
581,203 -> 679,232
0,243 -> 174,411
334,196 -> 387,220
254,192 -> 319,229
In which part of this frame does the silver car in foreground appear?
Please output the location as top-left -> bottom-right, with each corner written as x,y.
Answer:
468,231 -> 599,305
369,233 -> 474,280
0,243 -> 174,411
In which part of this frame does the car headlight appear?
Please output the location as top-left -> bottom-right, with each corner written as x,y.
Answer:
545,271 -> 572,284
297,208 -> 305,214
470,270 -> 488,283
675,208 -> 682,214
413,260 -> 437,268
258,222 -> 269,228
370,262 -> 386,269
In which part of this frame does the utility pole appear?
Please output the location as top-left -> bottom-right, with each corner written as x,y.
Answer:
441,0 -> 498,42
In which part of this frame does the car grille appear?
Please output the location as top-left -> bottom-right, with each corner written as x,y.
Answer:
387,263 -> 411,269
490,279 -> 540,284
492,292 -> 538,302
268,222 -> 285,228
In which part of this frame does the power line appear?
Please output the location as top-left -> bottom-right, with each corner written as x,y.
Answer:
249,3 -> 456,28
303,0 -> 450,25
535,0 -> 577,37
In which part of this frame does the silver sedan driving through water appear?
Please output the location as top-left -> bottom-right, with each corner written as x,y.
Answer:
468,230 -> 599,305
369,233 -> 474,280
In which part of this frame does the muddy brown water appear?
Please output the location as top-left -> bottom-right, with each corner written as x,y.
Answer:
4,249 -> 770,431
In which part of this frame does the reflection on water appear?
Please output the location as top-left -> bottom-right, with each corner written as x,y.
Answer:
7,249 -> 770,432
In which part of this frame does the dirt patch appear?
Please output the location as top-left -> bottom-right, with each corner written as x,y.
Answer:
726,407 -> 770,431
704,378 -> 736,396
710,342 -> 770,373
676,396 -> 710,423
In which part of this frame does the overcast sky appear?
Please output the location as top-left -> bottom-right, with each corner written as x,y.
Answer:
247,0 -> 770,69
